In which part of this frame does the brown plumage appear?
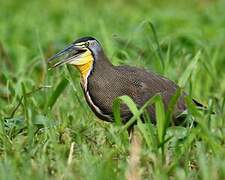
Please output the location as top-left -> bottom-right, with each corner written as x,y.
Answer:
85,50 -> 186,124
48,36 -> 202,125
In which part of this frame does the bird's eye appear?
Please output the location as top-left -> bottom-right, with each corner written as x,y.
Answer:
85,42 -> 89,47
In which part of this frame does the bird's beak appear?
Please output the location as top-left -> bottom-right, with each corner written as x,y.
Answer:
48,44 -> 86,68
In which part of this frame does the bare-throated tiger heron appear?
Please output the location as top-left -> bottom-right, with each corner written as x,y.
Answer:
48,37 -> 203,126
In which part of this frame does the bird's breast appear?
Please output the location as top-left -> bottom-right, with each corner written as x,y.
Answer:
83,88 -> 113,122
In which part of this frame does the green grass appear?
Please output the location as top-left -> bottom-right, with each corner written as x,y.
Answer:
1,0 -> 225,179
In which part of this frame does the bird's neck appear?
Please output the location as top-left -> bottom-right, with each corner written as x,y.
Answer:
87,52 -> 114,86
93,51 -> 113,72
76,60 -> 93,80
77,51 -> 113,90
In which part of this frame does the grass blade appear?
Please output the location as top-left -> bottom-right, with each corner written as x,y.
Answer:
178,51 -> 201,87
113,95 -> 140,126
45,78 -> 69,111
148,21 -> 165,71
155,95 -> 166,145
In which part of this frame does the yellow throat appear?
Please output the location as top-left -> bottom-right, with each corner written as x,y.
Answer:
70,49 -> 94,80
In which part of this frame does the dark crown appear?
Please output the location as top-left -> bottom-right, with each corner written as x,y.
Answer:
73,36 -> 96,44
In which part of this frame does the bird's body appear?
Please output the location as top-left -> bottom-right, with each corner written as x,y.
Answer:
48,37 -> 201,125
85,51 -> 186,124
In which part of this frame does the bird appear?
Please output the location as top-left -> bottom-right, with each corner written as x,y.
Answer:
48,36 -> 203,126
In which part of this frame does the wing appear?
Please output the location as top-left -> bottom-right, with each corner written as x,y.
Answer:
114,66 -> 187,123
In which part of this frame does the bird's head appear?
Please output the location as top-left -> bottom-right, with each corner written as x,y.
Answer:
48,36 -> 102,79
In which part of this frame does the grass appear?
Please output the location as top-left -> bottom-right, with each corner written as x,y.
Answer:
1,0 -> 225,179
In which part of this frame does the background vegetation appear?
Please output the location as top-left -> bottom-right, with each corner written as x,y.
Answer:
0,0 -> 225,179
